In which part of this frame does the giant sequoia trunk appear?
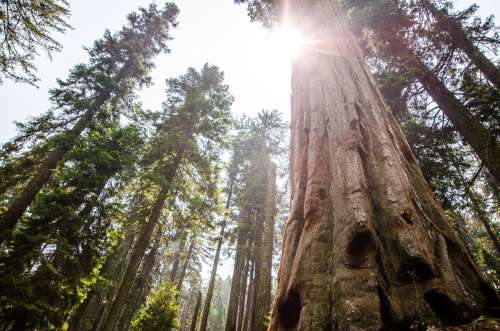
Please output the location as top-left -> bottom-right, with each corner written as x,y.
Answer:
268,1 -> 498,330
254,161 -> 277,331
420,0 -> 500,88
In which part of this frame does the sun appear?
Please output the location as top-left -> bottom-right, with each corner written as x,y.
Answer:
270,26 -> 305,58
271,26 -> 305,58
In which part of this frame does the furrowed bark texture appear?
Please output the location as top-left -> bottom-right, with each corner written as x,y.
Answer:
268,1 -> 499,330
254,161 -> 277,331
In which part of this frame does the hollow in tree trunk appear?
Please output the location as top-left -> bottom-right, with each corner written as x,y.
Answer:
268,1 -> 499,330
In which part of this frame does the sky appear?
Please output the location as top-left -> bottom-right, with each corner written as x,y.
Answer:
0,0 -> 498,279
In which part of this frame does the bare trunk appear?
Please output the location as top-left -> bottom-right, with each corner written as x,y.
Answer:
117,232 -> 161,331
200,178 -> 234,331
242,260 -> 255,331
0,106 -> 98,239
467,189 -> 500,256
391,38 -> 500,186
101,186 -> 169,331
225,208 -> 250,331
189,291 -> 203,331
268,1 -> 498,330
236,241 -> 252,331
254,161 -> 277,331
420,0 -> 500,88
250,210 -> 264,331
176,241 -> 194,291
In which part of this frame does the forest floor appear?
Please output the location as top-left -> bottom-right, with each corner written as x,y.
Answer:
435,317 -> 500,330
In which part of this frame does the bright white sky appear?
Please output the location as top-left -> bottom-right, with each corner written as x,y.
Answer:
0,0 -> 498,279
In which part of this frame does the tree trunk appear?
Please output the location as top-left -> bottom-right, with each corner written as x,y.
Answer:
420,0 -> 500,88
467,188 -> 500,256
254,161 -> 277,331
67,289 -> 95,331
117,232 -> 161,331
242,260 -> 255,331
387,37 -> 500,185
101,186 -> 169,331
268,1 -> 498,330
199,225 -> 225,331
190,291 -> 203,331
225,208 -> 250,331
250,210 -> 265,331
176,240 -> 194,291
0,100 -> 106,238
236,243 -> 251,331
200,179 -> 234,331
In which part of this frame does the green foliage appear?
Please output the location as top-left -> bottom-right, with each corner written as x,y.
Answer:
0,0 -> 71,85
130,282 -> 180,331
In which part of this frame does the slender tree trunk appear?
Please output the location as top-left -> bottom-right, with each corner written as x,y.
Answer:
117,232 -> 161,330
0,102 -> 103,237
190,291 -> 203,331
250,209 -> 264,331
236,243 -> 251,331
242,261 -> 255,331
420,0 -> 500,88
176,240 -> 194,291
467,188 -> 500,256
225,208 -> 250,331
388,37 -> 500,185
91,303 -> 106,331
254,161 -> 277,331
268,1 -> 498,330
67,289 -> 95,331
101,186 -> 169,331
200,179 -> 234,331
199,225 -> 224,331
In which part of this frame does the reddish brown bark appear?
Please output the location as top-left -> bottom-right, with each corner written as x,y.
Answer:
268,1 -> 498,330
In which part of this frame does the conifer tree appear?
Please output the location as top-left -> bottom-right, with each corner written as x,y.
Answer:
0,0 -> 71,85
0,2 -> 179,237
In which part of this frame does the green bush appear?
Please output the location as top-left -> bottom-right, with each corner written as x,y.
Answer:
131,282 -> 180,331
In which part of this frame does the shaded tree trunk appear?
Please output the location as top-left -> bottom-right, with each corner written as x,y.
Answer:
101,185 -> 170,331
117,232 -> 161,331
170,236 -> 187,282
176,240 -> 194,291
467,188 -> 500,256
225,208 -> 250,331
387,37 -> 500,185
254,161 -> 277,331
236,243 -> 251,331
268,1 -> 498,330
250,209 -> 265,331
242,260 -> 255,331
420,0 -> 500,88
189,291 -> 203,331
